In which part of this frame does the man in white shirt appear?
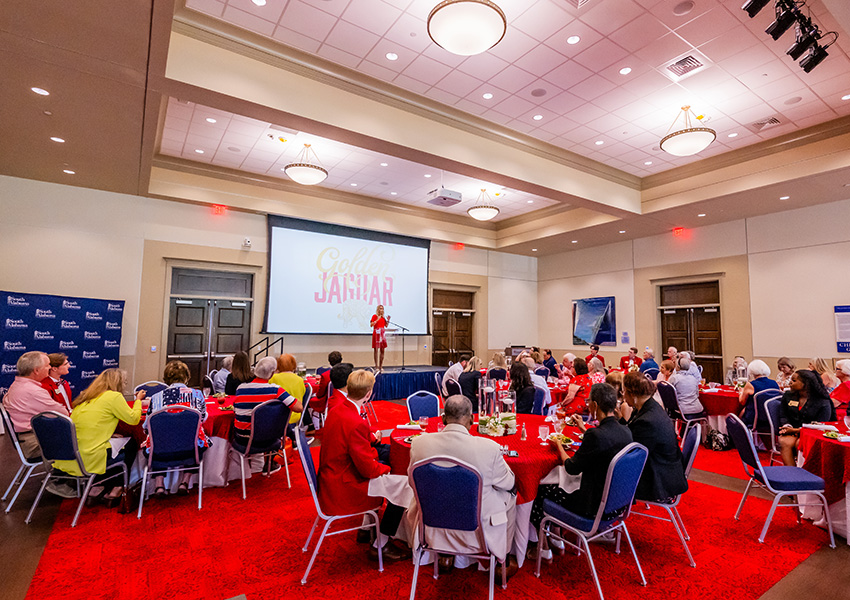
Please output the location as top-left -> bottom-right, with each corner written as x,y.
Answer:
442,354 -> 469,396
212,355 -> 232,395
522,357 -> 552,408
4,351 -> 67,460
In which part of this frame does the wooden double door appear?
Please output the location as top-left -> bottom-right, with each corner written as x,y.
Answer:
659,282 -> 723,384
431,289 -> 474,367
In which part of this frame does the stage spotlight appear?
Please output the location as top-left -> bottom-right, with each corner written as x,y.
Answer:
766,1 -> 797,41
787,22 -> 818,60
800,43 -> 828,73
742,0 -> 771,19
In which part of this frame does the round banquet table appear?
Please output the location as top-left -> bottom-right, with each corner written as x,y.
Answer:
698,385 -> 740,433
798,422 -> 850,544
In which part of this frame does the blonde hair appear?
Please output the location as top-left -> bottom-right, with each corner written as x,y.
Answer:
347,369 -> 375,401
464,356 -> 483,372
810,357 -> 833,377
491,352 -> 507,369
605,371 -> 624,398
73,368 -> 125,408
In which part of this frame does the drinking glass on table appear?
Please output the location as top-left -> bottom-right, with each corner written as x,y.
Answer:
538,424 -> 550,446
418,415 -> 429,429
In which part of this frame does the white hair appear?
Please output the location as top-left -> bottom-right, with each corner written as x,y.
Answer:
563,353 -> 576,362
589,357 -> 605,373
836,360 -> 850,377
644,348 -> 654,358
253,356 -> 277,380
221,355 -> 233,370
747,359 -> 771,379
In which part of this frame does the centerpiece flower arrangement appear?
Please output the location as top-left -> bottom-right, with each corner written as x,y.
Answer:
478,413 -> 517,437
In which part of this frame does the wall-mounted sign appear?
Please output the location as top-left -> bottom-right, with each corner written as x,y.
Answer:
836,305 -> 850,353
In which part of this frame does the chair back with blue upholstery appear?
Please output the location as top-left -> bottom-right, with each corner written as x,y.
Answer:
146,406 -> 202,468
316,366 -> 331,376
681,423 -> 701,479
1,400 -> 36,464
590,443 -> 648,535
753,388 -> 782,431
726,413 -> 765,480
643,368 -> 660,380
409,457 -> 486,550
241,400 -> 290,455
296,427 -> 325,514
299,382 -> 314,428
487,368 -> 507,381
31,412 -> 89,473
134,381 -> 168,397
531,387 -> 547,415
535,367 -> 551,379
202,375 -> 215,396
434,372 -> 443,396
445,378 -> 461,397
407,391 -> 440,421
656,381 -> 680,419
764,399 -> 782,454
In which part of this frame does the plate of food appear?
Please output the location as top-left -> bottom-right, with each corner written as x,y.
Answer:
548,432 -> 573,447
824,431 -> 841,440
404,434 -> 423,444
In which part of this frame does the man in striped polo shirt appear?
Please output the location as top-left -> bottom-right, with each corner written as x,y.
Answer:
233,356 -> 303,472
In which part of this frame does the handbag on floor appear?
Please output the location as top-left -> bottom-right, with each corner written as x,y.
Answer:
705,428 -> 732,451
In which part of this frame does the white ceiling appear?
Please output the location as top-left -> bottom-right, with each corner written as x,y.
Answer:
160,97 -> 562,220
182,0 -> 850,179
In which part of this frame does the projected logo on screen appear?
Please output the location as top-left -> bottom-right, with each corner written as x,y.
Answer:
314,246 -> 394,307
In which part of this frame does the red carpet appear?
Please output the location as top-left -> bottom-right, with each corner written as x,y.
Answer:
26,453 -> 830,600
692,447 -> 775,481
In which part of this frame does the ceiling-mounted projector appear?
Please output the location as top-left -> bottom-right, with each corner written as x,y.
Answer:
427,187 -> 462,207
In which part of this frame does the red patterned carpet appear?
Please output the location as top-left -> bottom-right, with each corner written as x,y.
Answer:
26,447 -> 830,600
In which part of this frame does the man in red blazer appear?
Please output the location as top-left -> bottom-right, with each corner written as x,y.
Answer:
40,352 -> 73,412
318,369 -> 409,561
585,344 -> 606,367
619,347 -> 643,370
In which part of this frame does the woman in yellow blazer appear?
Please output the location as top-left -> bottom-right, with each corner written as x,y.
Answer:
53,368 -> 147,506
270,353 -> 306,426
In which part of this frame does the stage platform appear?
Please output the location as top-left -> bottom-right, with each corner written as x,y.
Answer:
370,365 -> 446,400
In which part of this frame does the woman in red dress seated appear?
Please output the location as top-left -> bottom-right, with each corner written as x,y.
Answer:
560,357 -> 591,416
370,304 -> 390,372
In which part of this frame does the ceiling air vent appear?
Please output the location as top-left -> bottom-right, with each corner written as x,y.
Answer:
745,116 -> 784,133
564,0 -> 596,8
661,52 -> 710,82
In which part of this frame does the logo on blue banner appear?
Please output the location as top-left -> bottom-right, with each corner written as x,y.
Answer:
0,291 -> 125,394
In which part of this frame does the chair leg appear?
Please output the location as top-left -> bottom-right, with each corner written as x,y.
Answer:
370,510 -> 383,573
433,552 -> 439,580
487,555 -> 496,600
5,464 -> 37,513
25,473 -> 51,524
672,505 -> 690,541
666,506 -> 695,567
735,479 -> 755,520
501,557 -> 507,590
759,493 -> 785,543
284,449 -> 291,489
579,534 -> 605,600
816,492 -> 836,548
535,520 -> 546,577
137,466 -> 149,519
301,518 -> 332,585
621,523 -> 647,586
2,464 -> 25,501
71,476 -> 95,528
197,461 -> 204,510
239,455 -> 247,500
303,515 -> 319,552
410,547 -> 422,600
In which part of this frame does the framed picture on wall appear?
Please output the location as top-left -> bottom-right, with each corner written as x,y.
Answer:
572,296 -> 617,346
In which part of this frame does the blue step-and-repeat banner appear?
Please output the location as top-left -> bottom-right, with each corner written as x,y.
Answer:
1,291 -> 125,397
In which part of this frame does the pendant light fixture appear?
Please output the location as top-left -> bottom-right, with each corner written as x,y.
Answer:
659,106 -> 716,157
467,188 -> 500,221
427,0 -> 507,56
283,144 -> 328,185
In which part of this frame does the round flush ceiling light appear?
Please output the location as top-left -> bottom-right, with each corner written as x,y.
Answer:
31,87 -> 50,96
427,0 -> 507,56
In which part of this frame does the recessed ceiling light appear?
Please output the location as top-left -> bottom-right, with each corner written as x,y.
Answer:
728,132 -> 738,138
619,230 -> 626,234
380,162 -> 388,167
697,213 -> 706,217
31,87 -> 50,96
571,240 -> 578,244
482,92 -> 493,100
842,94 -> 850,101
779,195 -> 790,200
644,161 -> 653,166
532,114 -> 543,121
251,0 -> 266,6
206,117 -> 217,123
390,192 -> 398,195
619,67 -> 632,75
595,140 -> 604,145
527,200 -> 534,204
351,183 -> 358,187
43,110 -> 52,116
50,136 -> 65,143
424,174 -> 431,178
531,248 -> 537,252
195,149 -> 204,154
567,35 -> 581,45
62,169 -> 75,174
385,52 -> 398,61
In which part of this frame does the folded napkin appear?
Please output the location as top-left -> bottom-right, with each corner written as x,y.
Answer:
701,388 -> 719,393
803,423 -> 839,432
838,435 -> 850,443
397,423 -> 423,430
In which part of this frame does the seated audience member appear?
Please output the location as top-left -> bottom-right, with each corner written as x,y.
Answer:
619,347 -> 643,370
605,371 -> 624,403
318,370 -> 409,561
212,355 -> 232,395
588,357 -> 607,384
224,351 -> 252,396
737,359 -> 779,427
41,352 -> 73,412
656,360 -> 675,382
530,351 -> 545,372
666,346 -> 678,363
585,344 -> 605,367
639,348 -> 659,373
523,357 -> 552,408
5,351 -> 68,463
830,360 -> 850,407
668,356 -> 704,417
776,356 -> 796,390
53,368 -> 147,506
487,352 -> 508,380
530,383 -> 632,557
779,370 -> 835,466
233,357 -> 302,472
328,363 -> 354,412
458,356 -> 484,412
617,373 -> 687,502
725,356 -> 748,386
683,351 -> 701,379
543,349 -> 558,378
810,357 -> 840,393
509,362 -> 536,414
314,351 -> 343,403
145,360 -> 210,497
408,394 -> 517,572
442,353 -> 469,396
555,353 -> 576,384
270,353 -> 306,427
561,358 -> 591,415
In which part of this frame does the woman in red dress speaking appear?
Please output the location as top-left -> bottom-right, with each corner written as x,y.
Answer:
370,304 -> 390,372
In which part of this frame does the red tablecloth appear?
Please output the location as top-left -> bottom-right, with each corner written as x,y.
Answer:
549,383 -> 567,405
203,397 -> 236,439
699,386 -> 740,416
799,422 -> 850,504
389,414 -> 578,504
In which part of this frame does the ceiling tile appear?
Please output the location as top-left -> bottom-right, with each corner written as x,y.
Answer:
341,0 -> 402,37
456,52 -> 512,80
433,68 -> 484,98
281,1 -> 338,42
514,42 -> 569,78
673,5 -> 740,48
324,19 -> 381,57
488,27 -> 540,64
609,13 -> 672,53
230,0 -> 285,23
653,0 -> 719,30
401,53 -> 453,86
541,59 -> 594,89
271,26 -> 322,53
573,38 -> 631,71
568,74 -> 617,102
185,0 -> 224,18
491,94 -> 537,118
489,64 -> 538,94
514,79 -> 565,104
540,89 -> 585,113
391,73 -> 432,94
316,44 -> 362,69
383,12 -> 430,53
633,32 -> 693,68
697,25 -> 761,64
363,38 -> 417,71
579,0 -> 645,36
221,6 -> 275,37
511,1 -> 574,43
358,59 -> 402,82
